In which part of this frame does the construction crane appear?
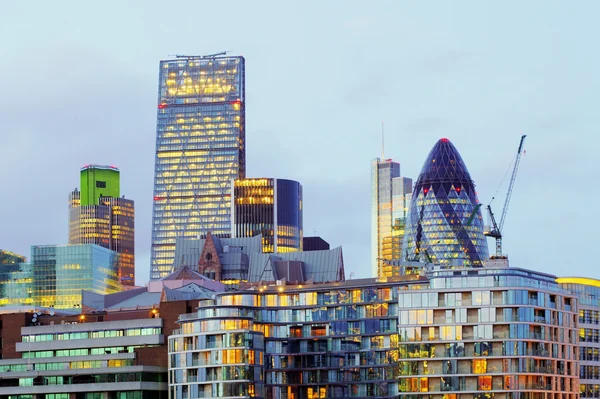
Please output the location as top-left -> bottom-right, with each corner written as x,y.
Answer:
484,134 -> 527,257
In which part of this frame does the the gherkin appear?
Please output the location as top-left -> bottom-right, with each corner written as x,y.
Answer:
402,138 -> 489,267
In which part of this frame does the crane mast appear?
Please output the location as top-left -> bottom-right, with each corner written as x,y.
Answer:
484,134 -> 527,257
499,135 -> 527,232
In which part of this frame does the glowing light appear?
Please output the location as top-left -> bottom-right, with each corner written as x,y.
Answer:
440,138 -> 450,143
158,103 -> 168,109
557,277 -> 600,288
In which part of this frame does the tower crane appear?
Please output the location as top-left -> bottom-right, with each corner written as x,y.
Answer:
484,134 -> 527,258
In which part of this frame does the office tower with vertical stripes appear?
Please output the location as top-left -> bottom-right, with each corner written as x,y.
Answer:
150,55 -> 246,280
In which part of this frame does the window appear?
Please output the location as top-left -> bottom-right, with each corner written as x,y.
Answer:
96,181 -> 107,188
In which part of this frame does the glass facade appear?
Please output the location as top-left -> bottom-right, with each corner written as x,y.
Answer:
32,244 -> 121,309
170,279 -> 422,399
232,178 -> 303,253
0,249 -> 26,265
402,138 -> 488,267
69,194 -> 135,286
371,158 -> 413,278
150,55 -> 245,280
0,261 -> 33,306
0,245 -> 121,309
558,277 -> 600,398
398,267 -> 579,399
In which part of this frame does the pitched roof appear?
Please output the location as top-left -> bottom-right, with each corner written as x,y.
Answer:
162,265 -> 209,281
248,247 -> 344,283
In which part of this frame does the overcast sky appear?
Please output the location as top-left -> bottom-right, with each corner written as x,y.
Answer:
1,1 -> 598,285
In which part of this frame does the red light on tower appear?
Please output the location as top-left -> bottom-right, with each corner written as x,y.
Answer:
455,186 -> 461,193
423,188 -> 429,195
440,138 -> 450,143
158,103 -> 167,109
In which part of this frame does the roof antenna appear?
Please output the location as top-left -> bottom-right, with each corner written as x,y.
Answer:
381,121 -> 385,160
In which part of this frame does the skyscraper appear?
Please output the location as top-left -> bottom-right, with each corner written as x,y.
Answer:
402,138 -> 488,267
69,165 -> 135,285
231,178 -> 303,253
150,55 -> 245,280
371,158 -> 413,278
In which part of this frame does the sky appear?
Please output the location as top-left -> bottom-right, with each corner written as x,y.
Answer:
1,1 -> 599,285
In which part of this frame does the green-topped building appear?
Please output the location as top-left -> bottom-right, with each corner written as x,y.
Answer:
69,165 -> 135,286
79,164 -> 120,206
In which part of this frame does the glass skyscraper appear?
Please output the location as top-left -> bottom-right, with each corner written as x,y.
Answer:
0,244 -> 121,309
150,55 -> 245,280
371,158 -> 413,278
69,165 -> 135,285
402,138 -> 488,267
232,178 -> 303,253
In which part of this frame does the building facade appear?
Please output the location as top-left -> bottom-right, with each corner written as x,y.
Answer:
371,158 -> 413,278
0,244 -> 122,310
398,266 -> 579,399
32,244 -> 122,309
169,276 -> 423,399
0,249 -> 26,265
402,138 -> 488,267
0,297 -> 201,398
558,277 -> 600,399
150,55 -> 246,280
70,165 -> 135,286
79,164 -> 120,206
232,178 -> 303,253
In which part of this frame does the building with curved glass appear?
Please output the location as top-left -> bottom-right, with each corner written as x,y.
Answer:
398,266 -> 579,399
169,299 -> 265,398
232,178 -> 302,253
402,138 -> 488,267
557,277 -> 600,398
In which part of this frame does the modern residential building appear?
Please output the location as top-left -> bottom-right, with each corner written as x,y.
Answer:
0,244 -> 122,309
232,178 -> 303,253
557,277 -> 600,399
70,165 -> 135,286
169,275 -> 424,399
371,158 -> 413,279
150,54 -> 246,281
402,138 -> 489,267
398,266 -> 579,398
169,264 -> 583,399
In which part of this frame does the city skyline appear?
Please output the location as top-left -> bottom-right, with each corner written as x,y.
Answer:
2,1 -> 599,285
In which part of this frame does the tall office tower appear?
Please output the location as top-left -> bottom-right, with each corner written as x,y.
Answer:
69,165 -> 135,285
371,158 -> 413,278
403,138 -> 488,267
150,55 -> 245,280
232,178 -> 303,253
